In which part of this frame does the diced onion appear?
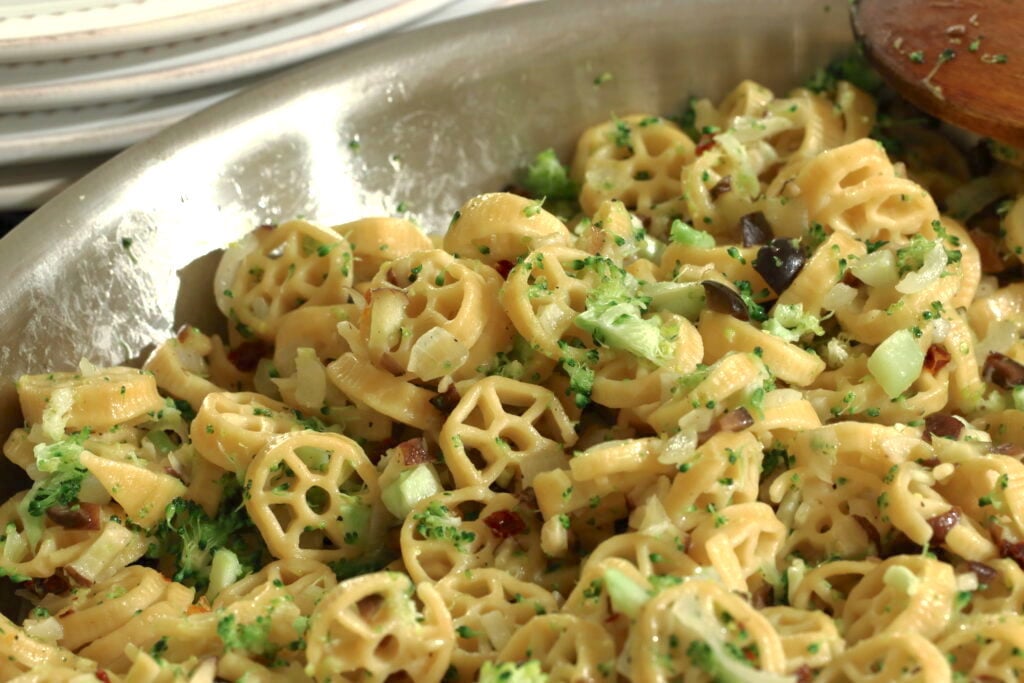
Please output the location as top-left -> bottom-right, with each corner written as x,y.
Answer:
293,348 -> 327,410
407,328 -> 469,381
822,282 -> 857,311
851,249 -> 899,288
896,241 -> 947,294
867,329 -> 925,399
23,616 -> 63,643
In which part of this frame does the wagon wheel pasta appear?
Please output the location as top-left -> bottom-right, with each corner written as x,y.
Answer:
5,61 -> 1024,683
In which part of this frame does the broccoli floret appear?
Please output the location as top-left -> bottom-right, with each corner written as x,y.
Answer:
895,235 -> 935,275
25,429 -> 91,517
413,501 -> 475,551
522,149 -> 577,201
477,660 -> 549,683
574,257 -> 674,366
669,219 -> 715,248
149,489 -> 265,593
559,343 -> 598,408
761,304 -> 825,343
217,613 -> 280,660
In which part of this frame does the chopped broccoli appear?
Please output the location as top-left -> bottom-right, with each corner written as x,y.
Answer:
477,660 -> 549,683
574,257 -> 674,366
669,219 -> 716,248
148,489 -> 266,594
761,304 -> 825,342
895,235 -> 960,276
413,501 -> 475,551
217,613 -> 279,660
522,149 -> 577,201
559,344 -> 597,408
25,429 -> 91,517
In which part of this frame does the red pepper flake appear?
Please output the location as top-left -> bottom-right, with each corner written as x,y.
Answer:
483,509 -> 527,539
396,438 -> 431,466
923,345 -> 951,374
926,507 -> 961,544
227,340 -> 271,372
95,671 -> 112,683
794,665 -> 813,683
923,413 -> 963,443
695,134 -> 716,156
46,503 -> 101,530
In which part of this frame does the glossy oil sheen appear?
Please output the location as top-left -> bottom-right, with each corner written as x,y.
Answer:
0,0 -> 850,496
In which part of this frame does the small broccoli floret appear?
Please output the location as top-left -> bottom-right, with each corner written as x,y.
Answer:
217,613 -> 279,660
522,149 -> 577,201
25,430 -> 91,517
477,660 -> 549,683
574,257 -> 674,366
413,501 -> 475,551
149,487 -> 266,594
669,219 -> 715,249
761,304 -> 825,343
559,344 -> 598,408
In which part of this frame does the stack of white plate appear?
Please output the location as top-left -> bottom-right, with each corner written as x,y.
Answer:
0,0 -> 532,210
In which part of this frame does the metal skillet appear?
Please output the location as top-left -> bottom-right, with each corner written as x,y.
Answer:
0,0 -> 850,500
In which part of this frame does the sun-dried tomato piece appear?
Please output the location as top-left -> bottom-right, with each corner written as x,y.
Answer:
923,413 -> 964,443
923,345 -> 951,374
483,509 -> 526,539
396,437 -> 431,466
926,507 -> 961,544
984,352 -> 1024,389
46,503 -> 101,530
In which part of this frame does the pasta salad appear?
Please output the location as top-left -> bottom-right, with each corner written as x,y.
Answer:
1,60 -> 1024,683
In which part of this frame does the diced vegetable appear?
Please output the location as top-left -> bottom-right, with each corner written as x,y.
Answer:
867,329 -> 925,398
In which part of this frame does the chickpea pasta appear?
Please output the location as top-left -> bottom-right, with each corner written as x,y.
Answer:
5,62 -> 1024,683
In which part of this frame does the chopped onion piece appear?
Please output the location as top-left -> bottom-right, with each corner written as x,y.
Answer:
868,329 -> 925,399
896,241 -> 947,294
823,282 -> 857,311
851,249 -> 898,288
294,348 -> 327,411
407,328 -> 469,381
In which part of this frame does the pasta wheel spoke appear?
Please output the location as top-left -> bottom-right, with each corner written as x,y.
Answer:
497,613 -> 616,683
189,391 -> 303,473
245,430 -> 381,562
437,567 -> 558,680
306,571 -> 454,683
631,578 -> 787,683
441,376 -> 576,489
214,220 -> 355,341
815,632 -> 951,682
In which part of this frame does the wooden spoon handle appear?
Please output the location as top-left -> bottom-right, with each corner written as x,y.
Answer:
852,0 -> 1024,146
